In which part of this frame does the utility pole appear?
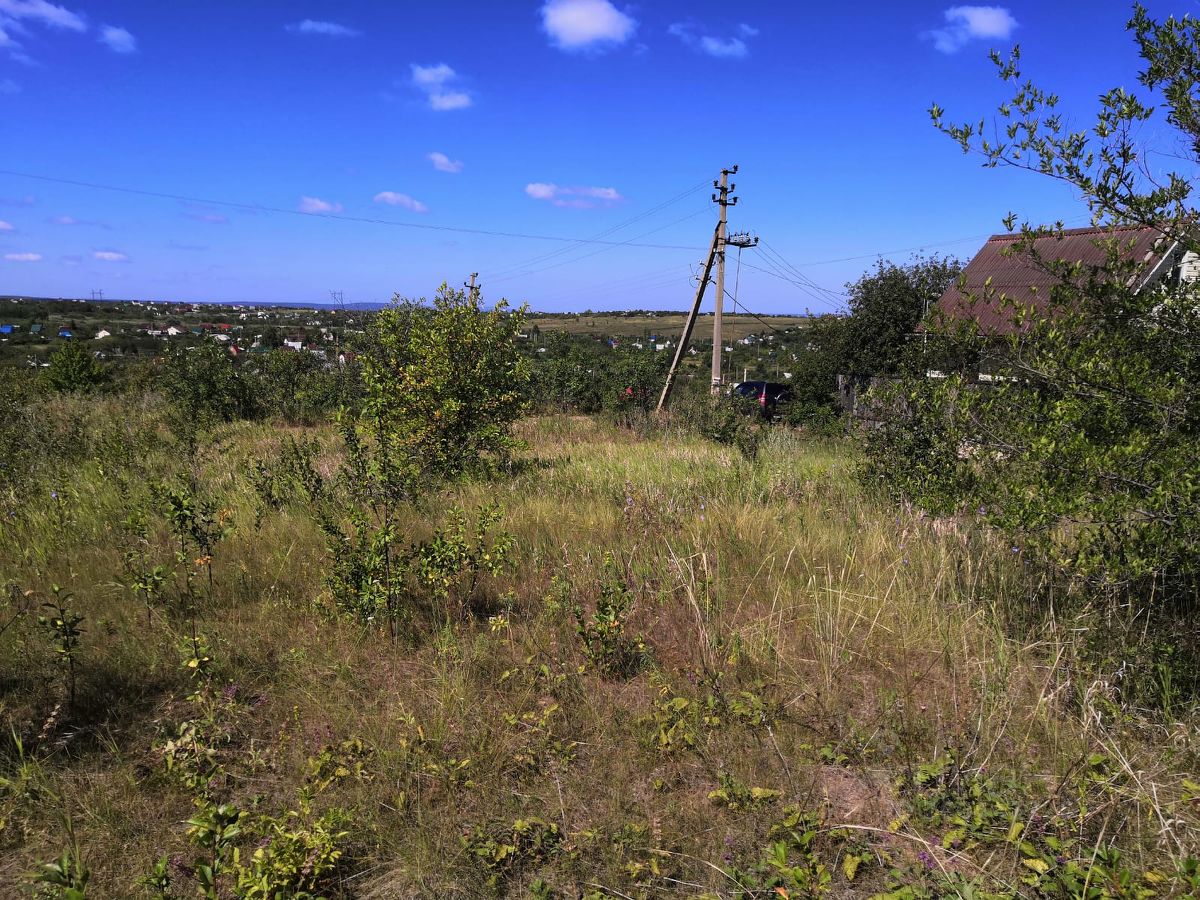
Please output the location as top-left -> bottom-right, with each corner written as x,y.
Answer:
329,291 -> 345,363
657,224 -> 721,412
711,166 -> 738,394
465,272 -> 480,302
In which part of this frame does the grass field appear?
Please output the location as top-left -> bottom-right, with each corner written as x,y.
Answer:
525,312 -> 812,340
0,402 -> 1196,898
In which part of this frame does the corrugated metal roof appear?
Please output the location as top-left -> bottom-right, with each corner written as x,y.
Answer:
928,225 -> 1172,335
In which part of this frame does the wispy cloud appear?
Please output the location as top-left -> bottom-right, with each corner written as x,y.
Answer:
185,212 -> 229,224
98,24 -> 135,53
526,182 -> 624,209
298,196 -> 343,214
926,6 -> 1017,53
93,249 -> 128,262
668,20 -> 758,59
0,0 -> 86,32
0,220 -> 12,231
427,151 -> 463,174
49,214 -> 110,228
541,0 -> 635,51
4,251 -> 41,261
0,0 -> 85,61
286,19 -> 360,38
373,191 -> 429,213
0,78 -> 17,93
410,62 -> 472,110
0,195 -> 34,207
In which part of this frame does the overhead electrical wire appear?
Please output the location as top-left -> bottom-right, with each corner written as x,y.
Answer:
739,259 -> 840,307
0,167 -> 705,251
484,179 -> 711,279
488,208 -> 711,285
757,240 -> 845,303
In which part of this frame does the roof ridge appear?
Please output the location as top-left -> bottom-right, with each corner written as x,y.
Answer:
986,224 -> 1157,242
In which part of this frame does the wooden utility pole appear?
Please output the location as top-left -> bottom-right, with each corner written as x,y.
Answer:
465,272 -> 480,301
711,166 -> 738,394
656,224 -> 721,412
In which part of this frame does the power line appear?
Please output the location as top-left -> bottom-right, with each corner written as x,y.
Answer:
0,168 -> 704,251
722,288 -> 792,336
740,259 -> 841,307
530,265 -> 694,308
755,251 -> 843,305
485,179 -> 710,279
488,208 -> 710,285
758,240 -> 845,303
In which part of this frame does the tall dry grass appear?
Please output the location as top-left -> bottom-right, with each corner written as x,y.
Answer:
0,409 -> 1194,896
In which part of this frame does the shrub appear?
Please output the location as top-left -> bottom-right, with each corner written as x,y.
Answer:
360,283 -> 530,483
44,342 -> 105,394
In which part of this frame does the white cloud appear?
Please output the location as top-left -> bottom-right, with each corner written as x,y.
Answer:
526,183 -> 557,201
298,196 -> 343,214
286,19 -> 360,38
429,90 -> 470,111
411,62 -> 454,89
410,62 -> 472,111
0,78 -> 17,93
49,214 -> 75,224
4,251 -> 40,261
669,21 -> 756,59
525,182 -> 624,208
541,0 -> 635,51
927,6 -> 1017,54
0,219 -> 12,230
0,0 -> 86,32
93,250 -> 128,262
373,191 -> 429,213
98,24 -> 135,53
699,35 -> 746,58
427,151 -> 463,173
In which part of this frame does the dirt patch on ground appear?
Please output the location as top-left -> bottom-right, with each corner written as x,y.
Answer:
813,764 -> 898,828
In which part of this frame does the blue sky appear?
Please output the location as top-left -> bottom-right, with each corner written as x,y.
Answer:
0,1 -> 1187,312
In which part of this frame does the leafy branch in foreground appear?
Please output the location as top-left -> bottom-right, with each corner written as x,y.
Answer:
873,7 -> 1200,605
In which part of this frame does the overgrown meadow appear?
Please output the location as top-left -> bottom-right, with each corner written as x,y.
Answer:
1,358 -> 1197,898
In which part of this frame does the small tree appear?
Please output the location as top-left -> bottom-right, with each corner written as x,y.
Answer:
291,285 -> 528,632
44,342 -> 105,393
361,283 -> 530,484
841,254 -> 961,377
868,6 -> 1200,686
160,342 -> 254,424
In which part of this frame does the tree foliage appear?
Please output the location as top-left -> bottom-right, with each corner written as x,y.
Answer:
841,255 -> 962,376
45,342 -> 105,393
159,343 -> 253,426
869,6 -> 1200,606
360,284 -> 530,484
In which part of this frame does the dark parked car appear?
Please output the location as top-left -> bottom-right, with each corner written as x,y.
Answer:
731,380 -> 794,419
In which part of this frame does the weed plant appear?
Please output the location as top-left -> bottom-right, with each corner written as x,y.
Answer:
0,394 -> 1196,896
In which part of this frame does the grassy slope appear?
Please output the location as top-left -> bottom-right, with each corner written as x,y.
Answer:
0,408 -> 1195,897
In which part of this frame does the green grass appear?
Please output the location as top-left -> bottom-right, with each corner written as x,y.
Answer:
0,403 -> 1196,897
